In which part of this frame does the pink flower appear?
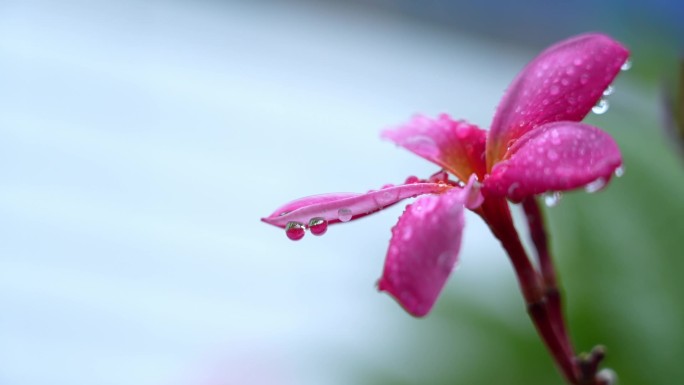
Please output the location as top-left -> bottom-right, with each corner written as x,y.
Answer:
262,33 -> 629,317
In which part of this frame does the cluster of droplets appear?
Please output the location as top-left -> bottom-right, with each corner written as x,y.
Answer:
285,216 -> 330,241
591,59 -> 631,116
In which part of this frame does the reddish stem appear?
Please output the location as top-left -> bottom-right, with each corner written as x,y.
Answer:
477,198 -> 577,383
522,197 -> 574,359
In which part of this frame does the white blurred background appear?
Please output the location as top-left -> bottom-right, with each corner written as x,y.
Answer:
0,1 -> 645,384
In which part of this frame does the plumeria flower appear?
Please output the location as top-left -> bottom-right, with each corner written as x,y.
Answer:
262,33 -> 629,319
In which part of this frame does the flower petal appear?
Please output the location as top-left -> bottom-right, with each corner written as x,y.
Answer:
487,33 -> 629,168
378,180 -> 476,317
382,114 -> 487,182
261,182 -> 450,228
483,121 -> 622,202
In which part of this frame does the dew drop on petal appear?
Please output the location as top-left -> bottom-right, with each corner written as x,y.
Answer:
285,221 -> 306,241
584,177 -> 607,193
375,188 -> 400,207
615,166 -> 625,178
621,59 -> 632,71
547,149 -> 559,161
338,208 -> 353,222
603,85 -> 614,96
543,192 -> 563,207
308,217 -> 328,236
404,175 -> 420,184
592,98 -> 609,114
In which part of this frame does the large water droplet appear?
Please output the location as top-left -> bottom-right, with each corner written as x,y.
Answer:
592,98 -> 609,114
614,165 -> 625,178
584,177 -> 607,193
308,217 -> 328,236
404,175 -> 420,184
620,59 -> 632,71
603,85 -> 614,96
337,208 -> 353,222
543,192 -> 563,207
285,221 -> 305,241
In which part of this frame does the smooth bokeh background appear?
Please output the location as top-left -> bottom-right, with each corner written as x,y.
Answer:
1,1 -> 682,384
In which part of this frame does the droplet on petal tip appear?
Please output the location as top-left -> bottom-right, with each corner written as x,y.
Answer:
285,221 -> 306,241
621,58 -> 632,71
308,217 -> 328,236
614,165 -> 625,177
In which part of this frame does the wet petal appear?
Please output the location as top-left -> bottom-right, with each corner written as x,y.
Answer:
487,33 -> 629,167
483,121 -> 622,202
261,182 -> 450,228
382,114 -> 487,181
378,181 -> 476,317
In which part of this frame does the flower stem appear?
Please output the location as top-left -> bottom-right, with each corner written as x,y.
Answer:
478,197 -> 577,384
522,197 -> 574,359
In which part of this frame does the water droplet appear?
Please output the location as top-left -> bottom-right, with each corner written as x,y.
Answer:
596,368 -> 617,385
614,165 -> 625,178
337,208 -> 353,222
405,135 -> 438,155
381,183 -> 394,189
429,170 -> 449,183
401,227 -> 413,241
375,188 -> 399,207
285,221 -> 305,241
404,175 -> 420,184
584,177 -> 607,193
603,85 -> 614,96
437,251 -> 454,271
592,98 -> 609,114
543,192 -> 563,207
620,59 -> 632,71
547,149 -> 559,161
308,217 -> 328,236
507,182 -> 520,197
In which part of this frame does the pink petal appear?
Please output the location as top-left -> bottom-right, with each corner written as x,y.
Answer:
261,182 -> 450,228
382,114 -> 487,182
378,179 -> 477,317
483,121 -> 622,202
487,33 -> 629,167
